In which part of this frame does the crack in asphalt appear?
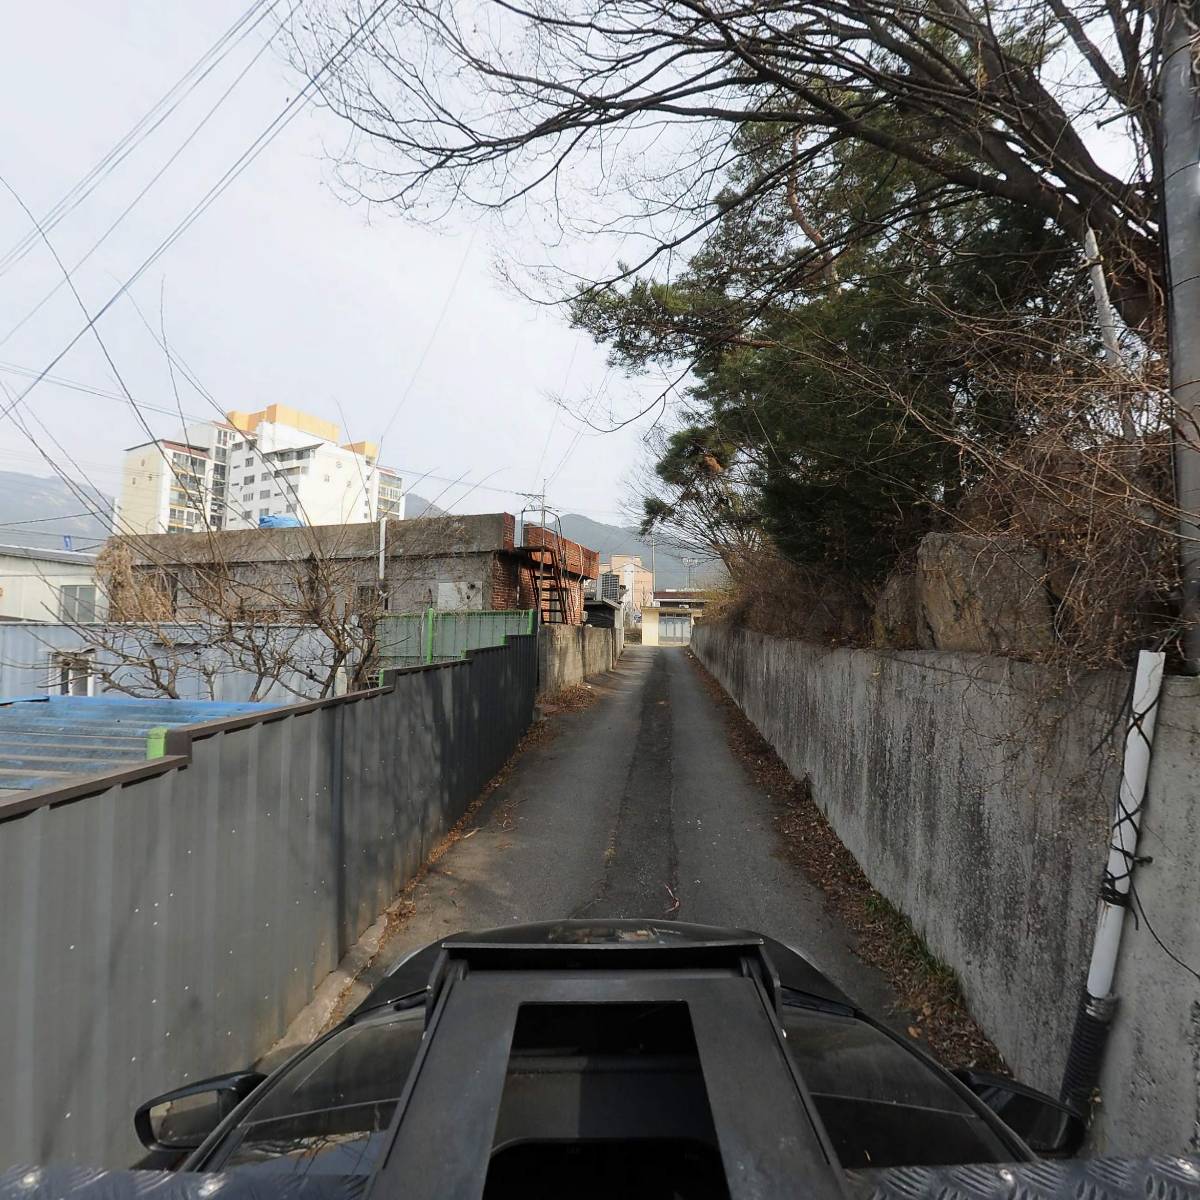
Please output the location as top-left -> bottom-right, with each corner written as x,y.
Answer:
571,651 -> 679,920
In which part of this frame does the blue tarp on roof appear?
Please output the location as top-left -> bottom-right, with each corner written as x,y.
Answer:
0,695 -> 277,796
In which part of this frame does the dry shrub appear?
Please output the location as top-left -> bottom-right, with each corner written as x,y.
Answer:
96,540 -> 174,622
929,297 -> 1185,669
953,429 -> 1179,669
714,547 -> 869,644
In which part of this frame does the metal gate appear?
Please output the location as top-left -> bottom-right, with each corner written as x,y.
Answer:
659,614 -> 692,644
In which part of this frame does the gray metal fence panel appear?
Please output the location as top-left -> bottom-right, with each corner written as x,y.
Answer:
0,633 -> 537,1168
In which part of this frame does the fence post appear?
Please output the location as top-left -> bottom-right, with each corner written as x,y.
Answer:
146,726 -> 168,760
425,606 -> 435,665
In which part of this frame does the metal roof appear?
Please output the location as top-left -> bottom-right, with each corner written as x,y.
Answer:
0,695 -> 277,796
0,543 -> 98,566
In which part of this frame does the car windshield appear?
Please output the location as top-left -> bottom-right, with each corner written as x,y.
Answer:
201,1010 -> 424,1178
200,993 -> 1011,1182
779,1001 -> 1012,1169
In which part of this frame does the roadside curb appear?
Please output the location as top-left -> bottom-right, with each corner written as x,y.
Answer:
255,901 -> 401,1073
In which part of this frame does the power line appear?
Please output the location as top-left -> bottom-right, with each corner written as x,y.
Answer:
0,512 -> 97,529
0,0 -> 401,430
376,222 -> 480,455
0,0 -> 278,278
0,0 -> 296,349
0,360 -> 210,422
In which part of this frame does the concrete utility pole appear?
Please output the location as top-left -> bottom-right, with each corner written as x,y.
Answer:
1162,0 -> 1200,671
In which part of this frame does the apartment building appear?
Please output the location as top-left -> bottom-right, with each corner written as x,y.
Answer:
599,553 -> 655,621
116,405 -> 404,535
378,466 -> 404,518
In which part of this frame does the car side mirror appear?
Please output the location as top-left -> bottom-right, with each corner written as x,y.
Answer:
953,1070 -> 1086,1157
134,1071 -> 266,1152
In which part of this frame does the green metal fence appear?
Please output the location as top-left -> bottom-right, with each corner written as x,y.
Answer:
377,609 -> 536,670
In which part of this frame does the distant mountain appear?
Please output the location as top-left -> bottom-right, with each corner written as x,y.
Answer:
0,470 -> 112,552
556,512 -> 723,591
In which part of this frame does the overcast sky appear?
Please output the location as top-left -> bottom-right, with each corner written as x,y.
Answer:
0,0 -> 659,527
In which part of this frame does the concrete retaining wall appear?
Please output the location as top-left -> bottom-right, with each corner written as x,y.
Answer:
537,625 -> 621,696
0,636 -> 537,1167
692,622 -> 1200,1154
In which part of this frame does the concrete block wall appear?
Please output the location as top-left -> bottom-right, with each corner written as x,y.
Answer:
537,624 -> 620,696
692,621 -> 1200,1155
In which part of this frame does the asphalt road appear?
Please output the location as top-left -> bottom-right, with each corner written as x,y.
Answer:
369,645 -> 903,1022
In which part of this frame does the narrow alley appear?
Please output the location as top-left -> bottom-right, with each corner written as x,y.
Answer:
369,646 -> 902,1021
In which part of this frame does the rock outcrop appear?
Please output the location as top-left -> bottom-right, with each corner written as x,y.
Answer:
915,533 -> 1053,655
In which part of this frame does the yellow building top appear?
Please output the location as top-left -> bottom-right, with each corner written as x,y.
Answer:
225,404 -> 341,444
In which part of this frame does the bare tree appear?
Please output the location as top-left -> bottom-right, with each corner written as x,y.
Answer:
66,516 -> 466,701
296,0 -> 1163,328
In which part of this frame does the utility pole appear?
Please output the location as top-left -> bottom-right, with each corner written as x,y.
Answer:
1162,0 -> 1200,671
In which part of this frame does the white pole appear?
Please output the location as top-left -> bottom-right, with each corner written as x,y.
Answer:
1062,648 -> 1165,1111
377,516 -> 387,584
1083,228 -> 1135,445
1084,648 -> 1165,997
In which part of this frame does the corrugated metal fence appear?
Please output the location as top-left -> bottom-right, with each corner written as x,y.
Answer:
0,634 -> 537,1168
377,609 -> 535,668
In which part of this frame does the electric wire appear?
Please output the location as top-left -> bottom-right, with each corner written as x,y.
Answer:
0,0 -> 278,278
0,0 -> 400,431
0,0 -> 298,349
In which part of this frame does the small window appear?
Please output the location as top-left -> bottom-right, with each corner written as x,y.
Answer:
52,652 -> 94,696
242,511 -> 252,521
60,584 -> 98,623
260,490 -> 271,500
244,474 -> 255,485
259,508 -> 269,517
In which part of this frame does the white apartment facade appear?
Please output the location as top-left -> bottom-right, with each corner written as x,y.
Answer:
116,405 -> 404,535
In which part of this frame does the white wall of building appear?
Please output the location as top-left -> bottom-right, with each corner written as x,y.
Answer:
0,548 -> 100,623
0,622 -> 340,701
